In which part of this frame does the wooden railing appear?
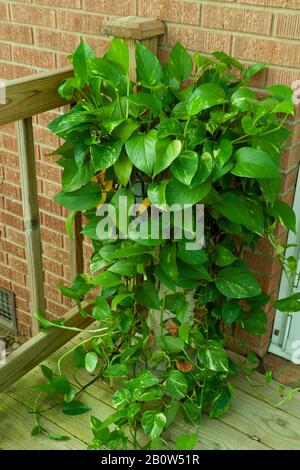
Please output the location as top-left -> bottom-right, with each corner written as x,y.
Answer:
0,16 -> 165,392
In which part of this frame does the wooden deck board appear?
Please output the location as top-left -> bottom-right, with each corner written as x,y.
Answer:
0,394 -> 85,450
232,373 -> 300,420
1,335 -> 300,450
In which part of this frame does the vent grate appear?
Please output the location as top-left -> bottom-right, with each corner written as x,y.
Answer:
0,287 -> 16,333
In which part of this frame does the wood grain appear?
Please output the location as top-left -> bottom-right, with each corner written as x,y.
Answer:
233,372 -> 300,420
0,303 -> 93,393
0,394 -> 85,450
103,16 -> 165,40
17,117 -> 45,335
0,67 -> 72,126
218,388 -> 300,450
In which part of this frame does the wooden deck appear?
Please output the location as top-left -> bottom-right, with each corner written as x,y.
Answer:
1,333 -> 300,450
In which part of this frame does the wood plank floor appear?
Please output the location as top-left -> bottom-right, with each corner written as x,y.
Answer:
1,335 -> 300,450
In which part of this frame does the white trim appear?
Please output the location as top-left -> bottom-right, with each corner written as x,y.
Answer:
269,164 -> 300,359
268,343 -> 292,361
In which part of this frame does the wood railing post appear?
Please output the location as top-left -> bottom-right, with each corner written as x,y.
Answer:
68,18 -> 164,281
17,117 -> 45,335
103,16 -> 165,81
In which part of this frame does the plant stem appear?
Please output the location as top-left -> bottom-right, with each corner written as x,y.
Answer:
160,296 -> 166,335
116,91 -> 123,119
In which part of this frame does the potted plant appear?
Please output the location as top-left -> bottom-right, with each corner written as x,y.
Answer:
34,39 -> 298,450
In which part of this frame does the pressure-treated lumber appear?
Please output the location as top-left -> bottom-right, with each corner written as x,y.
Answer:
102,16 -> 165,40
17,117 -> 45,335
69,212 -> 84,278
0,303 -> 93,393
0,395 -> 85,450
0,67 -> 72,126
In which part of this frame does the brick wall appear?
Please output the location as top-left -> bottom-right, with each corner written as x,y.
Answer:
0,1 -> 299,354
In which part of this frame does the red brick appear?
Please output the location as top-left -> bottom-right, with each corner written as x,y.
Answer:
12,283 -> 30,301
0,22 -> 33,44
0,62 -> 36,79
139,0 -> 199,25
0,263 -> 26,284
0,210 -> 23,230
45,271 -> 65,289
281,166 -> 299,193
63,264 -> 72,281
234,321 -> 274,350
280,188 -> 296,208
256,231 -> 288,256
239,0 -> 300,8
56,52 -> 71,69
43,243 -> 69,264
0,43 -> 10,61
244,251 -> 282,277
15,64 -> 38,77
14,296 -> 29,312
35,0 -> 81,7
233,36 -> 300,69
37,111 -> 61,128
4,199 -> 23,217
41,226 -> 63,248
44,284 -> 62,303
39,195 -> 60,215
0,62 -> 15,79
275,13 -> 300,39
57,10 -> 106,34
82,36 -> 109,56
34,125 -> 60,148
202,4 -> 272,35
8,254 -> 28,274
167,26 -> 231,53
0,151 -> 18,167
34,28 -> 80,53
0,238 -> 24,258
11,4 -> 56,27
1,123 -> 16,134
43,257 -> 63,276
0,275 -> 11,290
41,213 -> 65,232
83,0 -> 136,15
17,321 -> 32,337
288,122 -> 300,146
1,181 -> 21,200
0,134 -> 18,153
42,180 -> 61,199
0,250 -> 5,263
4,226 -> 25,246
281,146 -> 300,170
12,45 -> 56,69
36,160 -> 61,182
16,310 -> 32,326
63,295 -> 74,309
38,147 -> 59,165
3,166 -> 20,183
0,2 -> 9,21
46,299 -> 68,317
258,270 -> 283,294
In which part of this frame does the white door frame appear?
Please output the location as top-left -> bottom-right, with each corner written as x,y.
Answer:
269,165 -> 300,360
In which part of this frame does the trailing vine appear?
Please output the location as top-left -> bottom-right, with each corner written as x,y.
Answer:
31,39 -> 299,450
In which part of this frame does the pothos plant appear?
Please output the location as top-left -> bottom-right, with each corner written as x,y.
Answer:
32,39 -> 300,450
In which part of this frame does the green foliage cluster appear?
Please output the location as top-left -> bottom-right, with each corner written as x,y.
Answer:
34,39 -> 299,450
